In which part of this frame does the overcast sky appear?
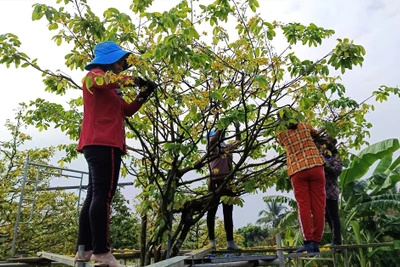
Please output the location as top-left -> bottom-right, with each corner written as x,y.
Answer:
1,0 -> 399,229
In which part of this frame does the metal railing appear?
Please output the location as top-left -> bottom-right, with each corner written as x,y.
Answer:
10,155 -> 133,257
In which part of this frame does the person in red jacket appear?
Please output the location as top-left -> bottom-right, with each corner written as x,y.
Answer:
75,41 -> 156,267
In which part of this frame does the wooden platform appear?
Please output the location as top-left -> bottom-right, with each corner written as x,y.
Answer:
2,240 -> 397,267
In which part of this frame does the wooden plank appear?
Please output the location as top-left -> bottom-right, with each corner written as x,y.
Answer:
326,242 -> 393,249
295,257 -> 334,261
37,252 -> 75,266
37,252 -> 111,267
211,255 -> 277,263
184,247 -> 213,259
111,249 -> 193,255
1,262 -> 64,267
189,262 -> 261,267
7,257 -> 51,264
213,248 -> 297,254
145,256 -> 188,267
1,263 -> 41,267
284,250 -> 333,259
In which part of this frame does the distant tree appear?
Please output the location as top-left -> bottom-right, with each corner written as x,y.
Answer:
213,219 -> 244,249
180,218 -> 208,250
110,189 -> 140,249
257,198 -> 287,228
0,105 -> 78,258
236,224 -> 269,248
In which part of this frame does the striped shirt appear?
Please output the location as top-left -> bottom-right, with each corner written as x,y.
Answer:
278,122 -> 325,176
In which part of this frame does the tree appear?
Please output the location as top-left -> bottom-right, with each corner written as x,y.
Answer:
0,105 -> 78,259
1,0 -> 399,262
236,224 -> 269,248
256,198 -> 287,228
259,195 -> 300,246
179,218 -> 208,250
212,219 -> 244,249
110,189 -> 140,250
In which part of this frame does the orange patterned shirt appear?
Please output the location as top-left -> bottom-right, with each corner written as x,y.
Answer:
277,122 -> 325,176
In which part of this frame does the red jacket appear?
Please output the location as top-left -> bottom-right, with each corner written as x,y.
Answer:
77,68 -> 142,154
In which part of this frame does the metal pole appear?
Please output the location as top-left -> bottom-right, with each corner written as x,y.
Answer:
23,169 -> 40,224
332,250 -> 337,267
11,155 -> 30,257
343,248 -> 350,267
275,234 -> 285,267
28,162 -> 89,175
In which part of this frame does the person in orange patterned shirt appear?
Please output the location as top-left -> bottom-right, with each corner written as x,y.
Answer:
277,112 -> 326,253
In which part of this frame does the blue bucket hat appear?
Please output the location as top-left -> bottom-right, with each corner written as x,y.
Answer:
209,129 -> 216,137
85,41 -> 131,71
208,129 -> 226,139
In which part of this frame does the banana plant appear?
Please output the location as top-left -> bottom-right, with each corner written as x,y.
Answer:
339,138 -> 400,266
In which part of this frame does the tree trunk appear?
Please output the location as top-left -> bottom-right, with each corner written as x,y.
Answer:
154,244 -> 162,263
144,245 -> 152,266
139,214 -> 147,266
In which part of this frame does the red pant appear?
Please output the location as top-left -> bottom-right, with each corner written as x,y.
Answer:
291,166 -> 326,243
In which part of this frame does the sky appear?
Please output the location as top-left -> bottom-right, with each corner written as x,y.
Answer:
1,0 -> 399,229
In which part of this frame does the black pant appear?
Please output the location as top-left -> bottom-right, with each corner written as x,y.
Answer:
325,199 -> 342,244
207,179 -> 234,241
77,146 -> 122,254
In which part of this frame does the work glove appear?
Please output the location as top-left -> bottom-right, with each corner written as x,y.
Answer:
145,80 -> 157,94
133,76 -> 147,87
134,77 -> 158,104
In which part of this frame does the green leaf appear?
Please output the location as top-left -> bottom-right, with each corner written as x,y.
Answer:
95,76 -> 104,86
351,220 -> 362,244
389,155 -> 400,171
32,4 -> 42,21
189,104 -> 197,116
166,97 -> 175,106
373,154 -> 392,175
340,138 -> 400,188
211,91 -> 223,101
48,23 -> 58,30
244,180 -> 256,192
255,75 -> 268,88
356,194 -> 400,211
379,165 -> 400,192
85,76 -> 93,93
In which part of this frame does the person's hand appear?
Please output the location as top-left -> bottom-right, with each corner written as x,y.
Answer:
145,80 -> 158,94
134,78 -> 158,104
133,76 -> 147,87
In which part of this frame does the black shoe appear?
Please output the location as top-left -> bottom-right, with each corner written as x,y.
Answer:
295,242 -> 314,253
312,242 -> 320,253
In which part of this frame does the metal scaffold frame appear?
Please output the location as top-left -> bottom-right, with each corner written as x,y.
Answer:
5,158 -> 399,266
10,155 -> 134,258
